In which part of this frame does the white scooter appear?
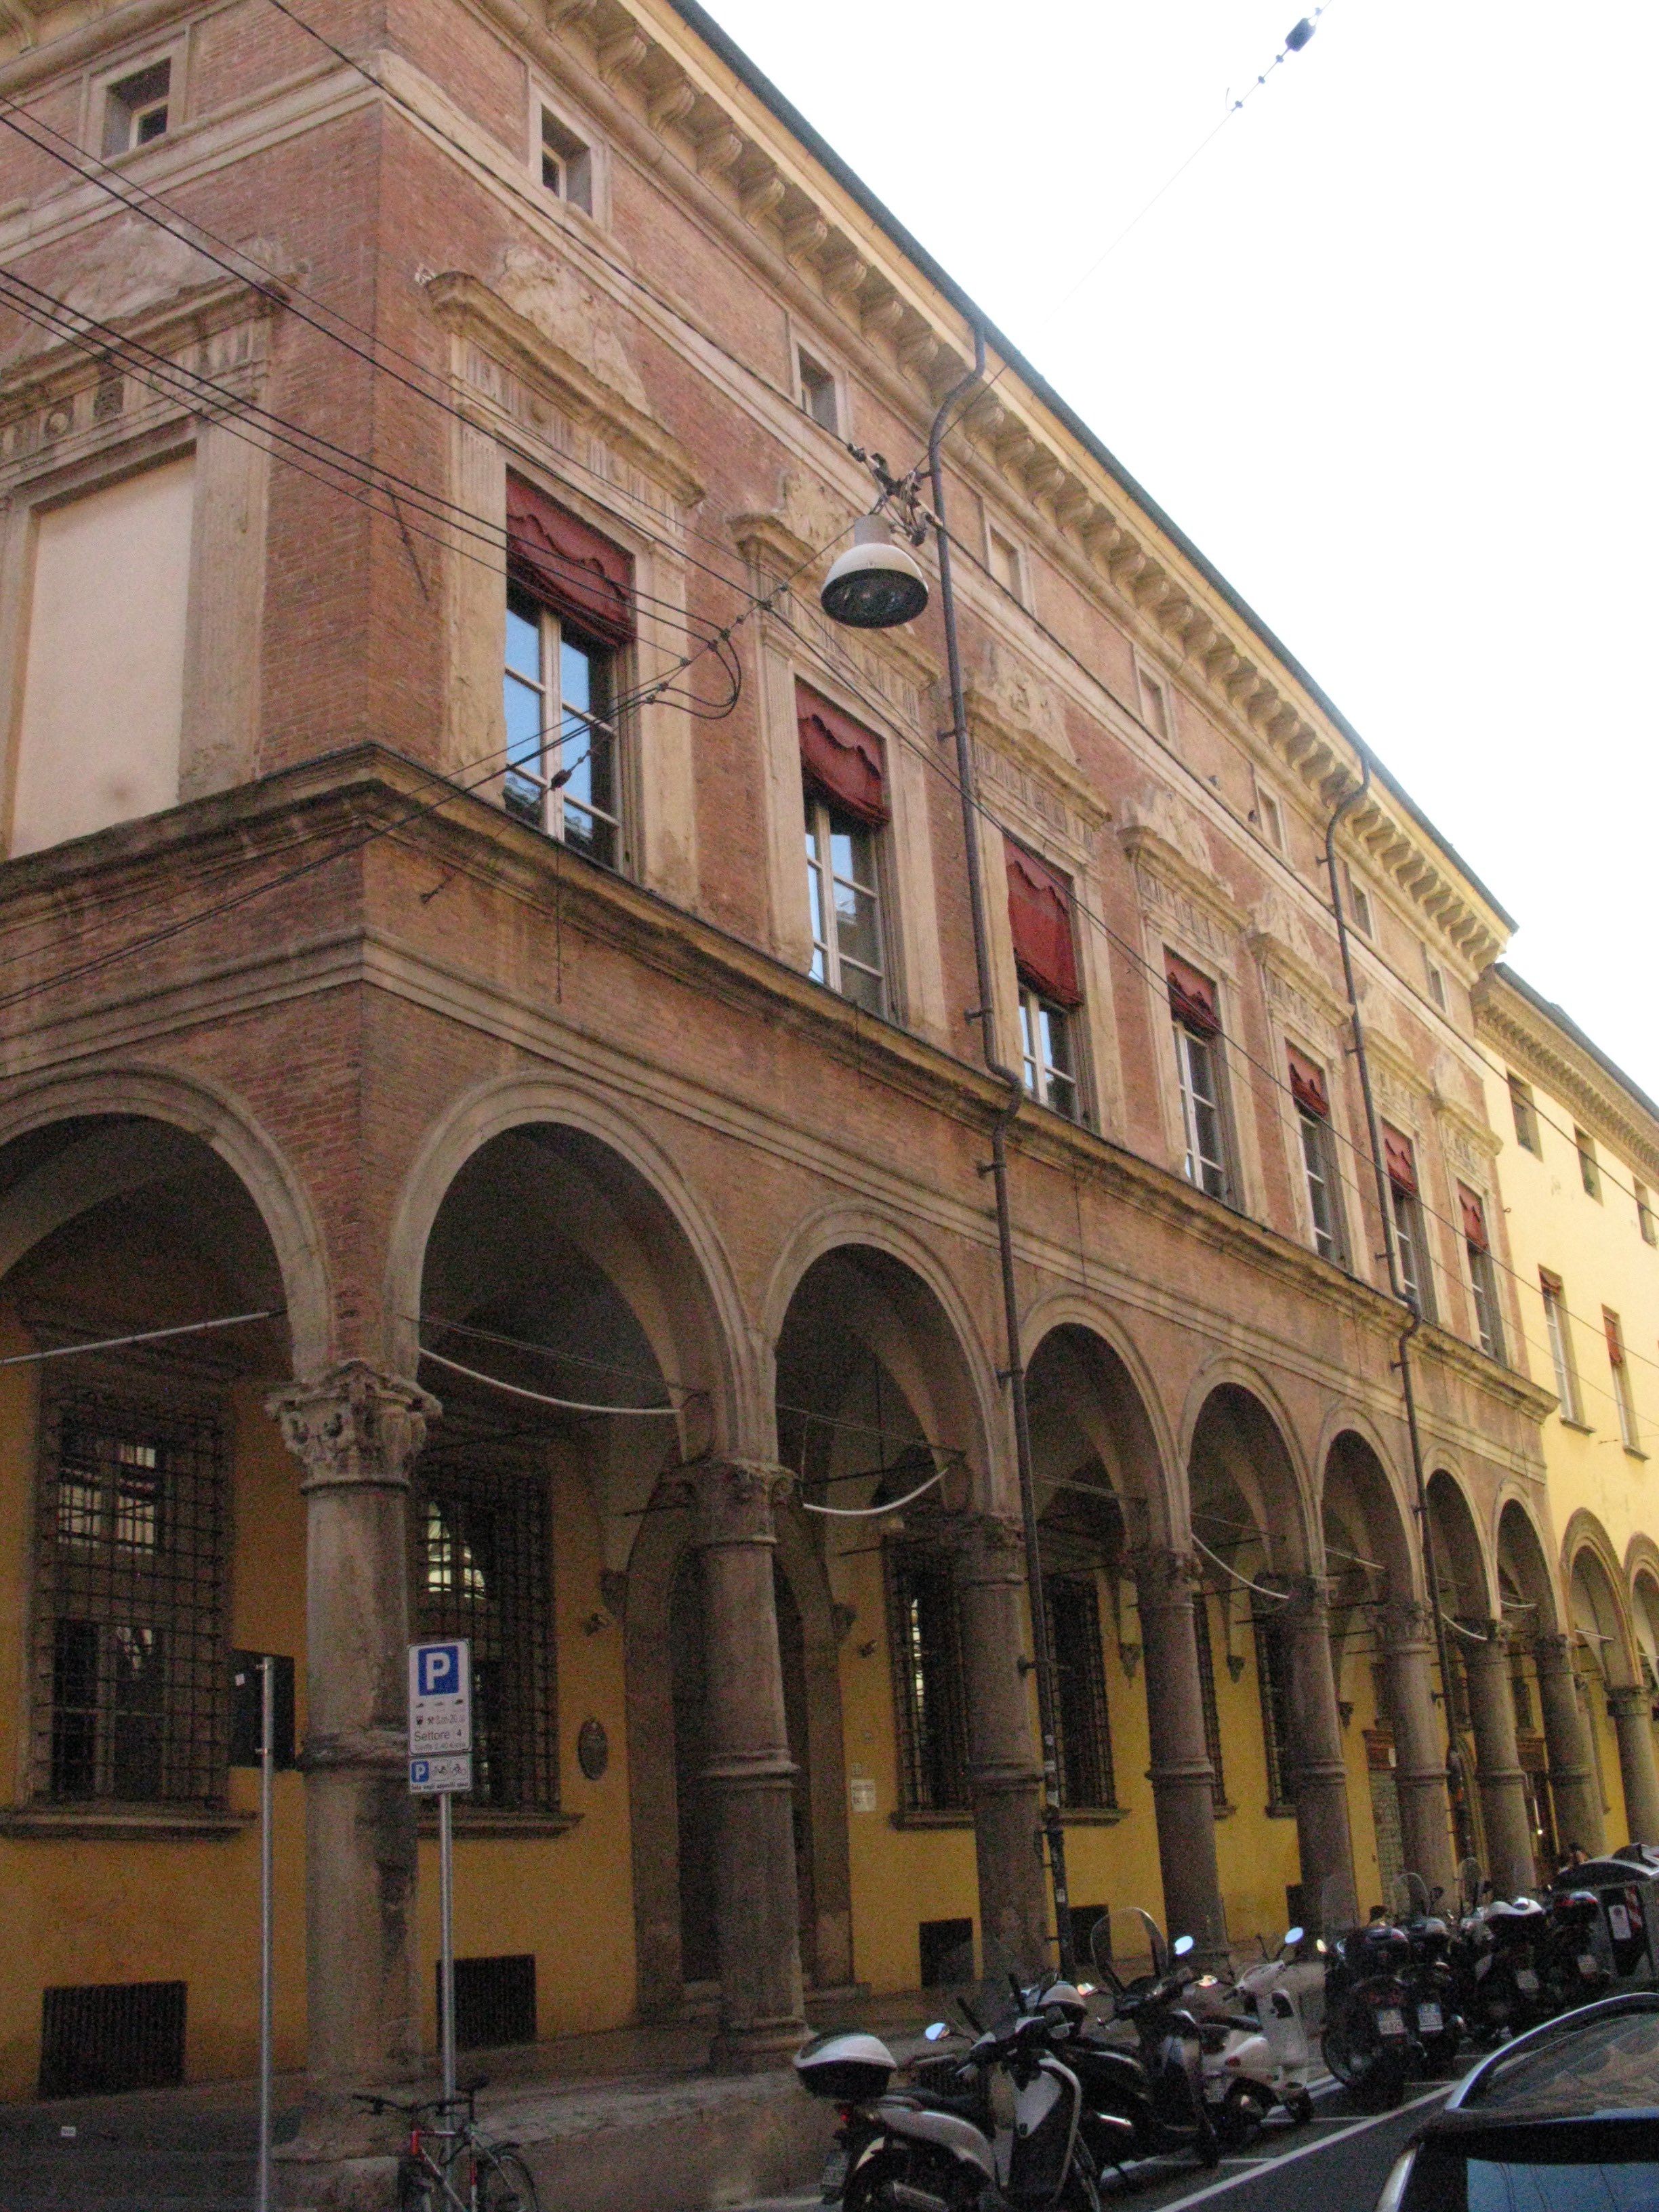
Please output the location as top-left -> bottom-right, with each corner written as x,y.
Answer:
1190,1926 -> 1323,2146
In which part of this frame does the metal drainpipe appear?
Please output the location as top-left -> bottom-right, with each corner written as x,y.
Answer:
929,326 -> 1076,1980
1324,762 -> 1462,1864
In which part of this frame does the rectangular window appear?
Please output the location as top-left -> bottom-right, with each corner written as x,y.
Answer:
1045,1575 -> 1115,1810
503,478 -> 632,867
1460,1184 -> 1504,1361
886,1549 -> 969,1812
1289,1046 -> 1345,1264
33,1385 -> 227,1807
539,106 -> 593,212
415,1461 -> 557,1813
1167,956 -> 1229,1200
1637,1181 -> 1658,1247
1541,1271 -> 1582,1423
1605,1310 -> 1640,1452
1193,1589 -> 1227,1810
1509,1074 -> 1541,1155
1576,1126 -> 1602,1200
1005,838 -> 1083,1120
987,527 -> 1024,604
102,60 -> 171,156
1253,1611 -> 1293,1814
1139,666 -> 1172,745
805,794 -> 885,1014
1425,952 -> 1447,1012
1020,989 -> 1078,1120
796,350 -> 838,432
1344,864 -> 1374,937
1382,1124 -> 1435,1321
1253,782 -> 1284,851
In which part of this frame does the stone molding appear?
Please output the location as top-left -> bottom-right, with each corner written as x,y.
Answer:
1475,970 -> 1659,1185
267,1360 -> 439,1495
691,1458 -> 794,1548
1376,1600 -> 1437,1652
1129,1546 -> 1204,1605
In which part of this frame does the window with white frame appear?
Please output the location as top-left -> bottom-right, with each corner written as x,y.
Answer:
804,794 -> 884,1013
1288,1046 -> 1345,1265
1541,1271 -> 1581,1422
102,60 -> 171,157
1019,989 -> 1078,1120
1139,665 -> 1172,746
538,105 -> 594,213
502,476 -> 632,868
1637,1181 -> 1658,1248
1459,1184 -> 1504,1361
1382,1124 -> 1435,1319
1167,954 -> 1229,1199
796,349 -> 838,432
1605,1310 -> 1641,1452
1005,837 -> 1083,1122
988,527 -> 1024,605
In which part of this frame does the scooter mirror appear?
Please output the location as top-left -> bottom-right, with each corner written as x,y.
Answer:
1172,1935 -> 1195,1958
1283,1927 -> 1305,1948
924,2022 -> 950,2041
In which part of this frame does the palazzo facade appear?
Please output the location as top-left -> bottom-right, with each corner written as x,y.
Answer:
0,0 -> 1653,2199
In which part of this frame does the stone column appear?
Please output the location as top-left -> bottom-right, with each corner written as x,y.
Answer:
1534,1633 -> 1605,1858
268,1361 -> 438,2207
954,1513 -> 1050,1984
1134,1549 -> 1229,1966
1463,1622 -> 1536,1896
1281,1578 -> 1357,1935
691,1460 -> 806,2070
1609,1684 -> 1659,1847
1376,1602 -> 1456,1900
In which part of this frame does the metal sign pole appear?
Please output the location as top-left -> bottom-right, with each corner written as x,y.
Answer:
438,1788 -> 457,2110
256,1654 -> 275,2212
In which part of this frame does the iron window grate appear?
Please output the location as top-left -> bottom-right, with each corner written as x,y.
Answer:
413,1460 -> 557,1814
33,1382 -> 228,1807
885,1546 -> 970,1813
438,1954 -> 537,2050
1046,1575 -> 1116,1808
40,1981 -> 186,2097
1253,1612 -> 1294,1812
1193,1590 -> 1227,1809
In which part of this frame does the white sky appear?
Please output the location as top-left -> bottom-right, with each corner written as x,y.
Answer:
697,0 -> 1659,1097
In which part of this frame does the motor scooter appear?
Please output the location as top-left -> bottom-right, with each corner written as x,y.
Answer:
1191,1927 -> 1323,2145
1320,1912 -> 1414,2109
1068,1910 -> 1219,2172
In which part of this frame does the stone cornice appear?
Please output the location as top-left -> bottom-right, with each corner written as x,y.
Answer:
1475,971 -> 1659,1185
1119,821 -> 1246,944
424,267 -> 705,509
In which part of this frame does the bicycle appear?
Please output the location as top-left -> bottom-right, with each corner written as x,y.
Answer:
352,2081 -> 539,2211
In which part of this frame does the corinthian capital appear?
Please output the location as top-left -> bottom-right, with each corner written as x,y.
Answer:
1129,1546 -> 1204,1605
267,1360 -> 439,1492
692,1459 -> 794,1547
1376,1599 -> 1437,1653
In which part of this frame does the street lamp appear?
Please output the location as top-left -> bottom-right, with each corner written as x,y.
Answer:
819,333 -> 1080,1981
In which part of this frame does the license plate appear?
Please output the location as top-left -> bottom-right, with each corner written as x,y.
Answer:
1516,1969 -> 1539,1993
1610,1904 -> 1633,1942
1417,2003 -> 1442,2033
1376,2007 -> 1405,2037
819,2148 -> 849,2203
1580,1955 -> 1601,1976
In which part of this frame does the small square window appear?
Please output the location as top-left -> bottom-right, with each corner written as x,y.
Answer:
1344,865 -> 1374,938
539,107 -> 593,213
988,527 -> 1024,605
797,350 -> 838,433
1139,668 -> 1171,745
1425,952 -> 1447,1011
1253,783 -> 1284,852
1509,1074 -> 1540,1154
102,60 -> 171,157
1575,1126 -> 1602,1201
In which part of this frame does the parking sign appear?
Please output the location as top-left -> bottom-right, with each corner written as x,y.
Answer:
409,1639 -> 472,1761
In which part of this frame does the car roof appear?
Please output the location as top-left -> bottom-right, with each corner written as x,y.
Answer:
1434,1995 -> 1659,2123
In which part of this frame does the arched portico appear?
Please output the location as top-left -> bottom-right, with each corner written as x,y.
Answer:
1427,1470 -> 1530,1892
1497,1500 -> 1600,1869
1566,1514 -> 1659,1847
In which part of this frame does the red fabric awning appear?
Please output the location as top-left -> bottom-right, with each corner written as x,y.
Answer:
1166,953 -> 1220,1040
1004,838 -> 1082,1008
1605,1311 -> 1625,1367
1382,1124 -> 1418,1195
1287,1046 -> 1330,1120
797,681 -> 888,827
506,475 -> 635,649
1458,1183 -> 1489,1250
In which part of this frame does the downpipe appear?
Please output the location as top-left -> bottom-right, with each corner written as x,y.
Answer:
1324,765 -> 1462,1839
929,325 -> 1075,1979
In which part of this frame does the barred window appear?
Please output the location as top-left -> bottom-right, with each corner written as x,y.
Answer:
1046,1575 -> 1115,1809
33,1384 -> 228,1807
886,1547 -> 970,1812
413,1461 -> 556,1814
1192,1589 -> 1227,1809
1253,1612 -> 1294,1813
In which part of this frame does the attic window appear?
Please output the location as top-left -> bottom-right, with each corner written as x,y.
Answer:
797,350 -> 838,432
102,60 -> 171,157
1425,951 -> 1447,1010
988,528 -> 1024,606
1343,865 -> 1374,938
540,108 -> 593,214
1253,782 -> 1284,851
1139,667 -> 1171,745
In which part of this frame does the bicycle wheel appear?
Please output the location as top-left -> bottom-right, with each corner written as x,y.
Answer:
477,2145 -> 541,2211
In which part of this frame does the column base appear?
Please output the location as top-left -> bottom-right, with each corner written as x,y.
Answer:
709,2016 -> 808,2073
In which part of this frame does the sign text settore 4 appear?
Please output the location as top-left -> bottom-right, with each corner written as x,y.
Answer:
408,1639 -> 472,1795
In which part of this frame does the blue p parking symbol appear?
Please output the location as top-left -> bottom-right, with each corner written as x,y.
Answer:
418,1645 -> 459,1698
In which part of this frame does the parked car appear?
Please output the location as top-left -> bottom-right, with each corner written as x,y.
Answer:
1373,1992 -> 1659,2211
